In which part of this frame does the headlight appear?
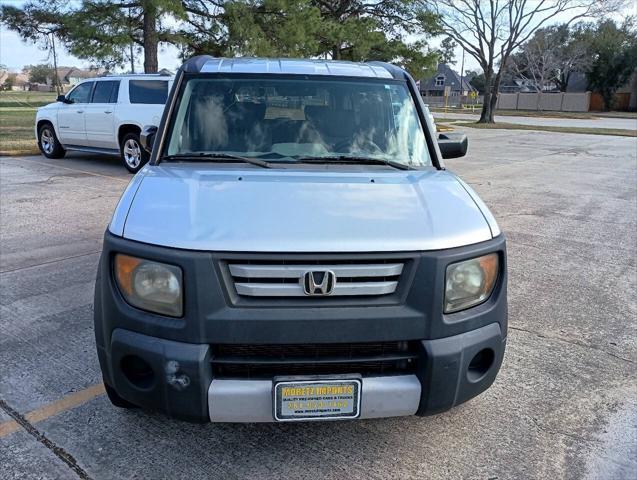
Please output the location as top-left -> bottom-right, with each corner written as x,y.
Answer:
114,254 -> 183,317
444,253 -> 499,313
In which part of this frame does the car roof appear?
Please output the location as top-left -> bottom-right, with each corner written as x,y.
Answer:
184,57 -> 396,79
87,74 -> 173,81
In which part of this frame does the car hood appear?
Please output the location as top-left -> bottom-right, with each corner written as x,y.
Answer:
37,102 -> 59,112
112,164 -> 495,252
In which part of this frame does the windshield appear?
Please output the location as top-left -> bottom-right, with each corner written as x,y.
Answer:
164,76 -> 432,167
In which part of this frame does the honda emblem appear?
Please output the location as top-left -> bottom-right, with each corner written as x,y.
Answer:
302,270 -> 336,296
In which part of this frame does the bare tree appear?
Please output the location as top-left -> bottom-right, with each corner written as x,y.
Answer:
506,24 -> 591,93
552,25 -> 591,92
431,0 -> 621,123
506,29 -> 561,92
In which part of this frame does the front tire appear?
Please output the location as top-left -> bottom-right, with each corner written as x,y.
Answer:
38,123 -> 66,159
120,132 -> 149,174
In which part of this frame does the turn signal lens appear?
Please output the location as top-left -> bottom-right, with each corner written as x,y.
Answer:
444,253 -> 499,313
114,254 -> 183,317
114,254 -> 141,297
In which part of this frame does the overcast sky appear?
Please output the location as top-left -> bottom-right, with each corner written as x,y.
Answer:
1,0 -> 633,76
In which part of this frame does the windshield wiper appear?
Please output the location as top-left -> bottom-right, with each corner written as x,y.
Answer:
162,152 -> 272,169
294,155 -> 414,171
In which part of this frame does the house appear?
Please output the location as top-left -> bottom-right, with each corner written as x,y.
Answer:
15,66 -> 107,92
419,64 -> 475,97
565,72 -> 588,93
0,69 -> 29,91
55,67 -> 106,91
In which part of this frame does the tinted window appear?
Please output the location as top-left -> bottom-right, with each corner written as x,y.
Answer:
91,80 -> 120,103
109,82 -> 120,103
129,80 -> 168,104
165,77 -> 431,167
67,82 -> 93,103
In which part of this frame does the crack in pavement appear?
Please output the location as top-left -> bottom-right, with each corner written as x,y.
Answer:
0,250 -> 102,274
509,326 -> 636,365
529,416 -> 603,445
0,398 -> 92,480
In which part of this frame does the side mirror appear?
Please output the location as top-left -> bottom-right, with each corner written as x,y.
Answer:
57,94 -> 70,103
140,125 -> 158,154
438,132 -> 468,159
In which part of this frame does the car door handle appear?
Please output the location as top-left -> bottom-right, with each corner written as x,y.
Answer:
104,111 -> 112,114
76,110 -> 84,113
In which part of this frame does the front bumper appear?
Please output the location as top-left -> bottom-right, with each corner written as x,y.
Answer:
95,231 -> 507,422
209,375 -> 421,422
99,322 -> 505,423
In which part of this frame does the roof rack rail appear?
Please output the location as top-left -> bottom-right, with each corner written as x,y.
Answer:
98,71 -> 174,78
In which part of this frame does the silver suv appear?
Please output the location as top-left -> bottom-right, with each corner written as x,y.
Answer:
94,57 -> 507,423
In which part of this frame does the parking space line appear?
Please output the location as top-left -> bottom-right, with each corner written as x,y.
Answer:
0,383 -> 105,439
0,419 -> 21,438
0,250 -> 102,275
26,383 -> 106,424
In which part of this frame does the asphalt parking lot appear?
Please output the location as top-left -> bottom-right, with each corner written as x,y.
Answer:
1,128 -> 636,479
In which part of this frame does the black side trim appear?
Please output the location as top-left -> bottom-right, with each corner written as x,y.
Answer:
65,145 -> 120,156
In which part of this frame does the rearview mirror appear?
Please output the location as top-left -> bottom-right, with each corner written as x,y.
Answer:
56,94 -> 70,103
437,132 -> 468,159
140,125 -> 158,154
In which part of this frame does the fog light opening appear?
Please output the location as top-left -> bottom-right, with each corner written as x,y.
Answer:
121,355 -> 155,389
467,348 -> 495,382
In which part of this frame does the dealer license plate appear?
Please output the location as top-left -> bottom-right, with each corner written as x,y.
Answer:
273,378 -> 361,421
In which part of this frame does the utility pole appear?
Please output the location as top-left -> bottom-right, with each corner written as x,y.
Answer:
50,32 -> 61,95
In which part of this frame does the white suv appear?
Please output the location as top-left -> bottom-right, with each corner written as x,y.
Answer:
35,74 -> 173,172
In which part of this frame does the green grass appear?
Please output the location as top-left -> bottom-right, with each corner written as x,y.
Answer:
432,118 -> 461,124
453,121 -> 637,137
431,107 -> 637,120
0,107 -> 39,155
0,91 -> 57,108
430,107 -> 598,119
0,92 -> 57,155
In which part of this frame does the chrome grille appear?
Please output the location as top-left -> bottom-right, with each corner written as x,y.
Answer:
228,261 -> 404,297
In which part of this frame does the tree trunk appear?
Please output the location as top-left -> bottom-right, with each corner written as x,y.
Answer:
478,69 -> 502,123
480,91 -> 492,122
128,6 -> 135,73
478,71 -> 493,123
601,89 -> 614,111
130,42 -> 135,73
142,2 -> 158,73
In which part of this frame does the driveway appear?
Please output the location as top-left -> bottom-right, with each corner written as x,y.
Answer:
433,111 -> 637,131
1,130 -> 636,479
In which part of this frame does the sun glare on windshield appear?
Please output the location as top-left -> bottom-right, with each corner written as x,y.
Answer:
165,77 -> 431,167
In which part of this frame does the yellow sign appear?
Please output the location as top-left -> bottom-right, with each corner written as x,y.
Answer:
469,91 -> 477,99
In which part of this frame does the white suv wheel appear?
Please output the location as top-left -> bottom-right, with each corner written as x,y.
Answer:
37,124 -> 65,159
123,138 -> 142,168
40,128 -> 55,154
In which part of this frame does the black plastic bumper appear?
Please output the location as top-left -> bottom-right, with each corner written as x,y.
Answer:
95,231 -> 507,422
97,322 -> 505,422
